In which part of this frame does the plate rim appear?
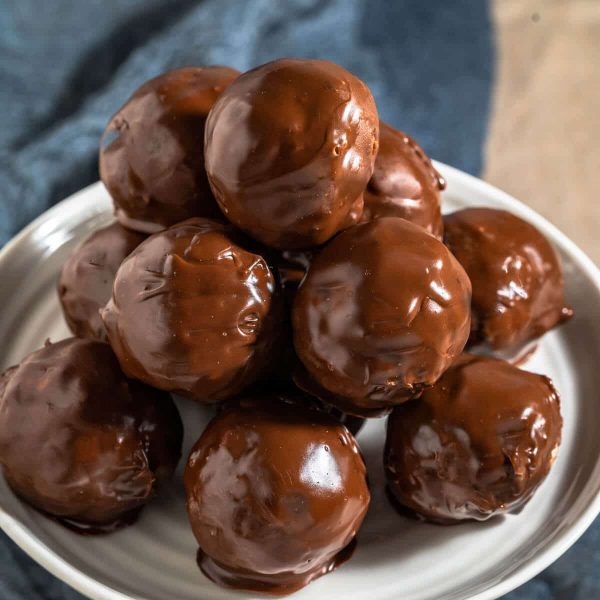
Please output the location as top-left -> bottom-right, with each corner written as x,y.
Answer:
0,167 -> 599,600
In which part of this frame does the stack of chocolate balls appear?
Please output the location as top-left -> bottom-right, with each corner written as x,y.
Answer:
0,59 -> 572,595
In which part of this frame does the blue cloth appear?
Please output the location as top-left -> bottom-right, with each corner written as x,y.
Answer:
0,0 -> 492,246
0,1 -> 595,599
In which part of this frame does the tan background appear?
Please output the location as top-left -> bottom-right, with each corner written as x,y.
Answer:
484,0 -> 600,264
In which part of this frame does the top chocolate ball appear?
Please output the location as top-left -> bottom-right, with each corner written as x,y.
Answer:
204,58 -> 379,250
100,66 -> 240,233
362,122 -> 445,239
444,208 -> 573,353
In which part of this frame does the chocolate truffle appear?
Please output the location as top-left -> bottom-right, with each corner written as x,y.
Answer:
204,58 -> 379,250
0,338 -> 182,532
58,222 -> 146,341
102,218 -> 282,402
184,395 -> 369,595
293,217 -> 472,417
362,122 -> 445,239
384,353 -> 562,523
100,66 -> 240,233
444,208 -> 573,353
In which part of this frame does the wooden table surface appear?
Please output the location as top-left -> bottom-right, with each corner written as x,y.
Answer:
483,0 -> 600,265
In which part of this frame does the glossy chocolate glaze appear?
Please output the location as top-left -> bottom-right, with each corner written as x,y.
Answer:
0,338 -> 182,531
293,217 -> 472,417
444,208 -> 573,352
100,66 -> 240,233
385,353 -> 562,523
363,122 -> 445,239
204,58 -> 379,250
102,218 -> 282,402
184,395 -> 369,595
58,222 -> 146,341
276,249 -> 314,292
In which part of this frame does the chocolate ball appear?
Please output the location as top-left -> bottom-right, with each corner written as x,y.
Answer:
0,338 -> 182,532
102,218 -> 282,402
100,66 -> 240,233
184,395 -> 369,595
444,208 -> 573,353
204,58 -> 379,250
58,222 -> 146,341
362,122 -> 445,239
384,353 -> 562,523
293,217 -> 472,417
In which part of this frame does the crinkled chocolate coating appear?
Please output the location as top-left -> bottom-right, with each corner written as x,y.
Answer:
385,353 -> 562,523
444,207 -> 573,352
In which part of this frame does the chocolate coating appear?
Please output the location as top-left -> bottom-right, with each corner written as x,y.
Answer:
293,217 -> 472,417
0,338 -> 182,531
100,66 -> 240,233
362,122 -> 445,239
204,58 -> 379,249
385,353 -> 562,523
276,249 -> 314,292
102,218 -> 282,402
58,222 -> 146,341
444,208 -> 573,352
184,395 -> 369,595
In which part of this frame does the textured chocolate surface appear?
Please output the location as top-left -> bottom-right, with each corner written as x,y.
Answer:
204,58 -> 379,249
58,222 -> 146,340
102,218 -> 282,402
184,394 -> 369,595
385,353 -> 562,523
0,338 -> 182,532
293,217 -> 472,416
444,207 -> 573,352
363,122 -> 445,239
100,66 -> 240,233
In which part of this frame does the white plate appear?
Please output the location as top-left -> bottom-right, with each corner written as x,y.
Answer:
0,164 -> 599,600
